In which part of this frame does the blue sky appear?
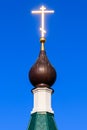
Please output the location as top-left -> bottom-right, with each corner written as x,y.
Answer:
0,0 -> 87,130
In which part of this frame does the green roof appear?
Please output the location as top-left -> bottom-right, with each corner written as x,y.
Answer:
27,112 -> 58,130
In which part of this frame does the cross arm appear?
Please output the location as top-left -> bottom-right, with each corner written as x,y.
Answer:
31,11 -> 42,14
44,10 -> 54,13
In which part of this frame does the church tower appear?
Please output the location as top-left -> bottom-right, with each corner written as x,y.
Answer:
27,5 -> 58,130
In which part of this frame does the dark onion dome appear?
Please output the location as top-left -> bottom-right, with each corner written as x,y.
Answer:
29,50 -> 56,88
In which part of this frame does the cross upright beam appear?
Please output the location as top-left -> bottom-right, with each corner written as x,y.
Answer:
31,5 -> 54,38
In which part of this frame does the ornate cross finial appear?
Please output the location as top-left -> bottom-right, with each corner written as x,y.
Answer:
32,5 -> 54,38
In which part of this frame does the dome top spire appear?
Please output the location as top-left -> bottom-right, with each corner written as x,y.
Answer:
29,6 -> 56,88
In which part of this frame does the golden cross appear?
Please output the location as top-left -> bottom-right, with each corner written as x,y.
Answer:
32,5 -> 54,38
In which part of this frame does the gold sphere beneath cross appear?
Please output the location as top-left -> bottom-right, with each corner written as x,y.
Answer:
40,37 -> 46,51
40,37 -> 46,43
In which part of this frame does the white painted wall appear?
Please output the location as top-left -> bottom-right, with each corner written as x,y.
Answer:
31,87 -> 54,114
